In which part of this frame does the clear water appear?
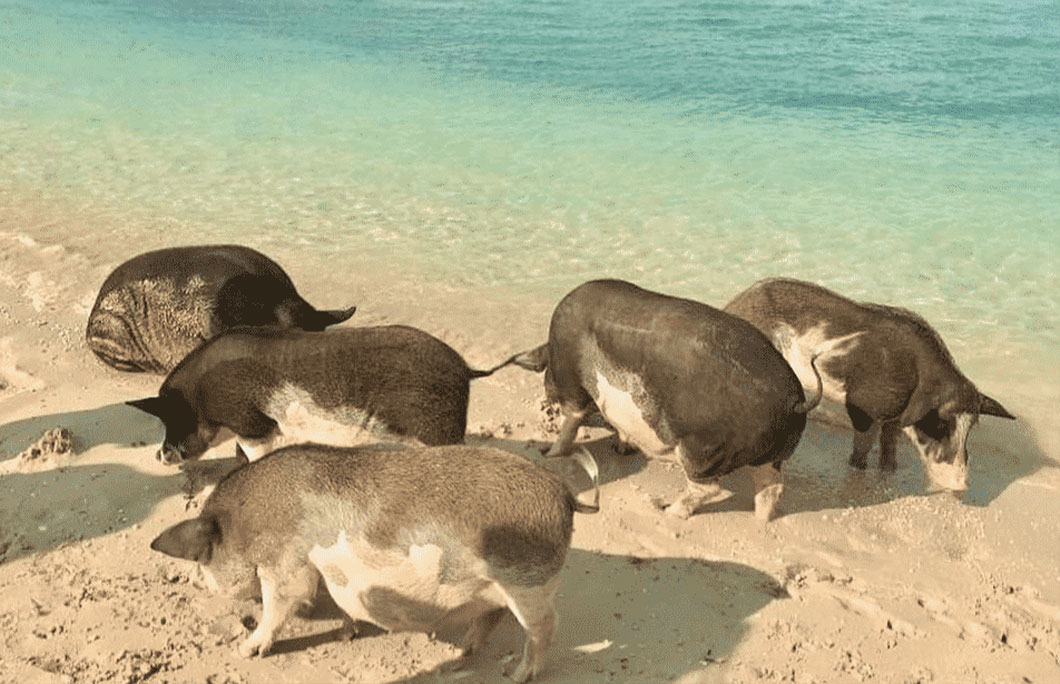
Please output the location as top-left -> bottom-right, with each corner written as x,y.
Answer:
1,0 -> 1058,437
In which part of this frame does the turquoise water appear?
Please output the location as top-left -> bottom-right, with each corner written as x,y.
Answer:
1,1 -> 1058,409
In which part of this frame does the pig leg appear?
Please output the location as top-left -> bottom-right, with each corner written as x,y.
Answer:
500,578 -> 560,683
613,432 -> 637,455
459,606 -> 507,657
848,422 -> 881,469
238,564 -> 319,658
878,421 -> 901,471
748,463 -> 784,522
665,479 -> 727,519
435,600 -> 508,674
544,402 -> 590,457
232,409 -> 281,462
665,442 -> 728,519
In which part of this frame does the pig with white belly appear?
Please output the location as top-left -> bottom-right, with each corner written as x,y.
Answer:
128,325 -> 519,464
724,277 -> 1016,495
150,442 -> 599,682
513,279 -> 825,521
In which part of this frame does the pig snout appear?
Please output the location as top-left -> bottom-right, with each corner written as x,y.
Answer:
925,459 -> 969,497
157,444 -> 186,465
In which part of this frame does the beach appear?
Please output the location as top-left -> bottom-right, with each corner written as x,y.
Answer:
1,197 -> 1058,683
2,1 -> 1059,681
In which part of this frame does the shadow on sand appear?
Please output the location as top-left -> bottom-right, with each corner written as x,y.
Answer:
774,412 -> 1054,517
468,432 -> 650,493
0,401 -> 163,463
0,399 -> 245,563
477,406 -> 1052,519
259,548 -> 786,684
0,454 -> 244,564
0,462 -> 184,563
397,549 -> 785,683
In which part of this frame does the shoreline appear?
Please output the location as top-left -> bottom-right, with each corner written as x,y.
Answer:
3,189 -> 1057,458
2,199 -> 1059,683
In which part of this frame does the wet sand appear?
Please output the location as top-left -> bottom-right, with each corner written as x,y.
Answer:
1,205 -> 1058,684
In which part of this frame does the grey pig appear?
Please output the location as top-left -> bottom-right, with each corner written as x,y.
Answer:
724,277 -> 1015,494
513,279 -> 827,521
128,324 -> 519,464
87,244 -> 356,373
150,443 -> 599,682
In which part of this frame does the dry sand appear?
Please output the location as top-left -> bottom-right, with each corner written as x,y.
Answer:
1,210 -> 1058,684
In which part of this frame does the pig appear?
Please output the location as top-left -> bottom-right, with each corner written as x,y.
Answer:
87,244 -> 356,373
127,325 -> 518,464
723,277 -> 1016,494
513,279 -> 827,521
150,442 -> 600,682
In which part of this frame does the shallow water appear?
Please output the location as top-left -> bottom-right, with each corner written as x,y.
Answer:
1,0 -> 1057,445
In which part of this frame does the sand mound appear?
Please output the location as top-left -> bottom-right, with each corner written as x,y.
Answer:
17,427 -> 76,465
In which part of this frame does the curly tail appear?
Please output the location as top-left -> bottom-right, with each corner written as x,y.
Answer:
771,323 -> 863,415
793,353 -> 823,414
570,448 -> 601,514
468,343 -> 549,378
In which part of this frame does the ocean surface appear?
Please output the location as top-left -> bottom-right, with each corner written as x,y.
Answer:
1,0 -> 1058,429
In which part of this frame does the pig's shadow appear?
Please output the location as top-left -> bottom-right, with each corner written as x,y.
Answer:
0,401 -> 242,563
267,550 -> 786,683
393,549 -> 786,683
0,401 -> 163,462
775,412 -> 1053,516
474,409 -> 1050,517
0,462 -> 185,562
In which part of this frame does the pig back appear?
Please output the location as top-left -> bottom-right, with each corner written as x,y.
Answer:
553,280 -> 806,438
170,326 -> 476,446
205,444 -> 576,587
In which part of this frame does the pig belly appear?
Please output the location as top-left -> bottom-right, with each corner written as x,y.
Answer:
592,370 -> 670,456
309,531 -> 496,633
266,384 -> 419,447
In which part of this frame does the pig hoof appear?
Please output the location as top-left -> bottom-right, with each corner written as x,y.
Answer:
754,505 -> 778,523
439,657 -> 472,674
848,454 -> 868,469
158,449 -> 185,466
663,501 -> 694,519
507,660 -> 535,683
339,617 -> 360,641
237,636 -> 272,658
753,485 -> 783,522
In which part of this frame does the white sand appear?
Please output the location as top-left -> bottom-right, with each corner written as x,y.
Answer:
1,209 -> 1058,684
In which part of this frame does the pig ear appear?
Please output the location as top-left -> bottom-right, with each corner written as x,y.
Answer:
319,305 -> 357,326
127,396 -> 168,418
979,394 -> 1016,420
297,305 -> 357,331
150,517 -> 221,563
